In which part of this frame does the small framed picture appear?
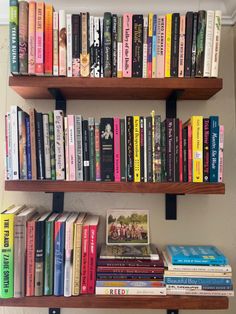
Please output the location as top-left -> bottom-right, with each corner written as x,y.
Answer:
106,209 -> 149,245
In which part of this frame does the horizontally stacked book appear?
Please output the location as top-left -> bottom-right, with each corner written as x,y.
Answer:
10,0 -> 222,78
5,106 -> 224,183
163,245 -> 234,297
0,205 -> 99,298
96,244 -> 166,295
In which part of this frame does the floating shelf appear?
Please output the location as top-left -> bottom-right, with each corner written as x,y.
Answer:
5,181 -> 225,194
9,77 -> 223,100
0,295 -> 229,309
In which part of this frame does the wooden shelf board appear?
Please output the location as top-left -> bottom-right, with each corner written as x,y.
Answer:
5,181 -> 225,194
0,295 -> 229,309
9,77 -> 223,100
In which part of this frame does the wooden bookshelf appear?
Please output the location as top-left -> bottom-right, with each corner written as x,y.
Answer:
5,181 -> 225,194
0,295 -> 229,309
9,76 -> 222,100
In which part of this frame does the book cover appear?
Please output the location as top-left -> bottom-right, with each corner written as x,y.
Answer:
191,12 -> 198,77
19,0 -> 29,74
203,118 -> 210,182
68,115 -> 76,181
120,119 -> 126,181
59,10 -> 67,76
35,112 -> 45,180
170,13 -> 180,77
64,117 -> 69,180
94,16 -> 101,78
25,115 -> 32,179
146,116 -> 153,182
80,12 -> 90,77
203,11 -> 215,77
88,117 -> 95,181
114,117 -> 121,182
133,116 -> 140,182
66,14 -> 73,77
196,10 -> 206,77
218,125 -> 224,182
126,116 -> 134,182
117,16 -> 123,78
178,16 -> 185,77
100,118 -> 114,181
211,11 -> 222,77
123,13 -> 133,77
75,115 -> 83,181
89,15 -> 95,77
112,14 -> 118,77
191,116 -> 203,182
147,13 -> 153,78
142,16 -> 148,78
209,116 -> 219,182
18,110 -> 27,180
43,114 -> 51,179
35,2 -> 44,75
96,286 -> 166,295
157,16 -> 166,78
45,4 -> 53,75
140,117 -> 144,182
53,11 -> 59,76
95,123 -> 101,181
9,0 -> 19,74
54,110 -> 65,180
165,14 -> 172,77
82,120 -> 90,181
184,12 -> 193,77
48,112 -> 56,180
72,14 -> 80,77
28,1 -> 36,74
11,105 -> 20,180
132,15 -> 143,77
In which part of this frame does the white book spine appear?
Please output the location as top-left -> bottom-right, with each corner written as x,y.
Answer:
66,14 -> 72,77
53,12 -> 59,76
144,117 -> 147,182
59,10 -> 67,76
11,105 -> 19,180
64,117 -> 69,181
218,125 -> 224,182
43,114 -> 51,179
211,10 -> 222,77
75,115 -> 83,181
96,286 -> 166,296
203,11 -> 215,77
54,110 -> 65,180
142,17 -> 148,78
90,16 -> 95,77
167,289 -> 234,297
6,113 -> 12,180
167,284 -> 205,291
100,17 -> 104,77
68,115 -> 75,181
64,222 -> 74,297
94,17 -> 100,78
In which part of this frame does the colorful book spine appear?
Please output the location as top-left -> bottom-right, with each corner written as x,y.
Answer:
35,2 -> 44,75
10,0 -> 19,74
184,12 -> 193,77
157,16 -> 165,78
0,213 -> 14,298
95,123 -> 101,181
80,12 -> 90,77
218,125 -> 224,182
82,120 -> 90,181
68,115 -> 76,181
174,118 -> 180,182
29,108 -> 37,180
48,112 -> 56,180
203,11 -> 215,77
152,14 -> 157,78
114,117 -> 121,182
88,118 -> 95,181
43,114 -> 51,179
147,13 -> 153,78
5,114 -> 10,180
161,121 -> 167,182
26,218 -> 37,296
144,118 -> 147,181
191,12 -> 198,77
196,10 -> 206,77
53,12 -> 59,76
211,11 -> 222,77
59,10 -> 67,76
18,111 -> 27,180
25,115 -> 32,179
203,118 -> 210,182
94,16 -> 101,78
66,14 -> 72,77
72,14 -> 80,77
120,119 -> 126,181
117,16 -> 123,78
19,0 -> 29,74
88,221 -> 99,294
146,116 -> 153,182
81,222 -> 89,294
191,116 -> 203,182
54,110 -> 65,180
165,14 -> 172,77
178,15 -> 185,77
179,120 -> 183,182
153,115 -> 161,182
209,116 -> 219,182
166,118 -> 174,182
123,13 -> 133,77
133,116 -> 140,182
100,118 -> 114,181
64,117 -> 69,181
45,4 -> 53,75
142,17 -> 148,78
187,124 -> 192,182
140,116 -> 144,182
28,1 -> 36,74
132,15 -> 143,77
44,217 -> 55,295
75,115 -> 83,181
182,127 -> 188,182
112,14 -> 118,77
165,277 -> 231,286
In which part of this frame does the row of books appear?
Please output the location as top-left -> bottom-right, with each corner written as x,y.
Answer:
5,107 -> 224,183
96,245 -> 234,297
10,0 -> 222,78
0,204 -> 99,298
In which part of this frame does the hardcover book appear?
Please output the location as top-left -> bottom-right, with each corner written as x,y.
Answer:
191,12 -> 198,77
184,12 -> 193,77
35,112 -> 45,180
156,16 -> 165,78
82,120 -> 90,181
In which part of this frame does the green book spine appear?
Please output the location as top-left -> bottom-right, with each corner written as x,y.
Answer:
44,220 -> 54,295
88,117 -> 95,181
9,0 -> 19,74
120,119 -> 126,181
196,10 -> 206,77
48,112 -> 56,180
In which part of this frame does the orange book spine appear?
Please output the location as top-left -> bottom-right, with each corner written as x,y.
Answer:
45,4 -> 53,75
35,2 -> 44,75
28,1 -> 36,74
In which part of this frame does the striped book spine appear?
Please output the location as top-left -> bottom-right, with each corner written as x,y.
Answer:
152,14 -> 157,78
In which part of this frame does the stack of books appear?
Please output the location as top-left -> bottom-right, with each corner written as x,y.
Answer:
5,106 -> 224,183
95,244 -> 166,295
163,245 -> 234,297
0,205 -> 99,298
9,0 -> 222,78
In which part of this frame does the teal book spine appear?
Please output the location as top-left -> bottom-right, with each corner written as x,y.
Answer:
9,0 -> 19,74
88,118 -> 95,181
44,220 -> 54,295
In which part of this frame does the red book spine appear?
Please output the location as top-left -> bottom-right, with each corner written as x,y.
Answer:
114,117 -> 121,182
26,220 -> 36,296
187,124 -> 192,182
179,120 -> 183,182
80,224 -> 89,294
45,4 -> 53,75
88,224 -> 98,294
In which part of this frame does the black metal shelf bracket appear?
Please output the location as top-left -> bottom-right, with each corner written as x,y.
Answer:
167,310 -> 179,314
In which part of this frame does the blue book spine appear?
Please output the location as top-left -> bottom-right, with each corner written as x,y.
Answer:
209,116 -> 219,182
165,277 -> 232,286
25,115 -> 32,179
152,14 -> 157,75
54,222 -> 66,296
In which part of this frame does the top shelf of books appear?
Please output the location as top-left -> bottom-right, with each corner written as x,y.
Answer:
9,77 -> 223,100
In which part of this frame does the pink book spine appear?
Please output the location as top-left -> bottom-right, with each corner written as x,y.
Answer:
26,220 -> 35,296
188,124 -> 192,182
35,2 -> 44,75
68,115 -> 75,181
95,123 -> 101,181
28,1 -> 36,74
179,120 -> 183,182
157,16 -> 166,78
88,224 -> 98,294
81,224 -> 89,294
123,13 -> 132,77
114,117 -> 121,182
218,125 -> 224,182
178,15 -> 186,77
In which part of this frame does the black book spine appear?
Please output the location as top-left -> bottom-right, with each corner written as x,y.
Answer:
72,14 -> 80,77
170,13 -> 180,77
161,121 -> 167,182
35,220 -> 45,296
146,116 -> 153,182
100,118 -> 114,181
154,115 -> 161,182
184,12 -> 193,77
35,112 -> 45,180
196,10 -> 206,77
82,120 -> 90,181
100,18 -> 104,77
103,12 -> 112,77
191,12 -> 198,77
126,116 -> 134,182
174,118 -> 179,182
203,118 -> 210,182
112,14 -> 118,77
132,14 -> 143,77
120,119 -> 126,181
182,127 -> 188,182
166,118 -> 174,182
140,116 -> 144,182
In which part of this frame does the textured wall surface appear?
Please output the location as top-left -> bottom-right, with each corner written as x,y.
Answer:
0,24 -> 236,314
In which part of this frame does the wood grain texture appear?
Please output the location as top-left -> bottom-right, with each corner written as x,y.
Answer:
0,295 -> 229,309
9,76 -> 223,100
5,181 -> 225,194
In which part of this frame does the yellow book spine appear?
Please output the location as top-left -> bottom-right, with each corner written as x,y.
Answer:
191,116 -> 203,182
72,223 -> 82,295
148,13 -> 153,37
133,116 -> 140,182
165,13 -> 172,78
